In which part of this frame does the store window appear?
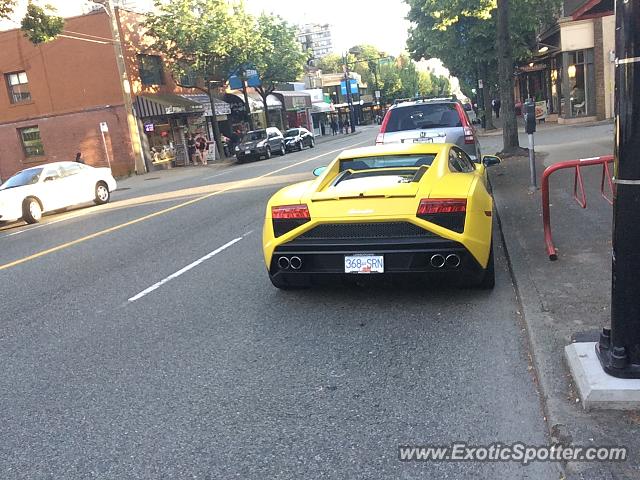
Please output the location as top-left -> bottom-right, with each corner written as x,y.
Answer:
138,54 -> 165,85
19,126 -> 44,157
5,71 -> 31,104
564,49 -> 594,117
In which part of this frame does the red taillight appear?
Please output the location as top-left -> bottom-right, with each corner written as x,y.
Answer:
379,110 -> 391,134
417,198 -> 467,215
375,133 -> 384,145
272,204 -> 310,219
455,103 -> 475,144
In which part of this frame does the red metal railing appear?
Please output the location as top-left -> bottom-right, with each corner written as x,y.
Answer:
542,155 -> 614,260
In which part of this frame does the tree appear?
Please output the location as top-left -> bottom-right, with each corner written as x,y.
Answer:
0,0 -> 16,19
316,53 -> 343,74
145,0 -> 265,158
406,0 -> 560,145
21,2 -> 64,45
251,14 -> 307,126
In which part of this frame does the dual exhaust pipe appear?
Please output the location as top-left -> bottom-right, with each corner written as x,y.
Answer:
430,254 -> 461,269
278,256 -> 302,270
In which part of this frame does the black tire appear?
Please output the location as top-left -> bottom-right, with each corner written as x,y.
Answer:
478,241 -> 495,289
94,181 -> 110,205
310,138 -> 315,148
264,146 -> 272,160
22,197 -> 42,224
298,141 -> 303,151
279,143 -> 286,156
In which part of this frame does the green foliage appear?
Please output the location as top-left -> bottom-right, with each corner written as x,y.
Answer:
315,53 -> 343,73
20,2 -> 64,45
406,0 -> 560,96
0,0 -> 16,19
252,14 -> 307,95
145,0 -> 265,85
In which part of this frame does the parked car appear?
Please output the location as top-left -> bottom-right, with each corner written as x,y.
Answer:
0,161 -> 117,224
262,142 -> 500,290
235,127 -> 286,162
283,127 -> 315,152
376,97 -> 481,162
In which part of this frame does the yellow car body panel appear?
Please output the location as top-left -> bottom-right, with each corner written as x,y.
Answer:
263,143 -> 494,284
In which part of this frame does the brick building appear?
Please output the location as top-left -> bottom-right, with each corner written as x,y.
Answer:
0,8 -> 223,180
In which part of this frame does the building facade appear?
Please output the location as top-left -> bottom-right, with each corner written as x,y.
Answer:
0,8 -> 229,180
297,24 -> 334,63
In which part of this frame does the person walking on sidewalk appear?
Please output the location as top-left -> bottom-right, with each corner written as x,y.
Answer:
187,134 -> 197,166
344,119 -> 350,133
195,135 -> 208,165
331,119 -> 338,135
338,119 -> 344,134
492,98 -> 501,119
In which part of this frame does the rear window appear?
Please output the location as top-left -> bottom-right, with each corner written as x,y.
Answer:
385,103 -> 462,132
340,154 -> 437,172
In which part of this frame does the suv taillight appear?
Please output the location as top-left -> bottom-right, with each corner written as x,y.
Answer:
272,205 -> 310,237
464,125 -> 475,144
455,103 -> 475,144
417,198 -> 466,233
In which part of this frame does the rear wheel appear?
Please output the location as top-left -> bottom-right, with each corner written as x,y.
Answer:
23,197 -> 42,224
264,146 -> 272,160
279,143 -> 286,156
478,241 -> 495,289
310,138 -> 315,148
94,181 -> 110,205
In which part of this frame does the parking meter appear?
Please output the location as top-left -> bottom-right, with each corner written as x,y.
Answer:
524,100 -> 536,134
524,99 -> 537,189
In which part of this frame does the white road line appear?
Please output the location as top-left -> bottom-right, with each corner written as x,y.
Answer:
128,233 -> 249,303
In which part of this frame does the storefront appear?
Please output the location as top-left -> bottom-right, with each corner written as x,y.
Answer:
274,91 -> 312,131
134,93 -> 205,166
179,93 -> 232,140
224,91 -> 284,132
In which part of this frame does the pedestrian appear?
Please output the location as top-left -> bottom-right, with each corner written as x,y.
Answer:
331,119 -> 338,135
344,119 -> 350,133
195,134 -> 208,165
187,133 -> 197,165
75,152 -> 84,164
338,119 -> 343,134
320,122 -> 326,136
493,98 -> 501,118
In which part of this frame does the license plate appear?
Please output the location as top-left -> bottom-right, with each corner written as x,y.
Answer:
245,150 -> 250,154
344,255 -> 384,274
413,137 -> 433,143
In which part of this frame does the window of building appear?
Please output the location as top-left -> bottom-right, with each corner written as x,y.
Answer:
5,71 -> 31,104
137,54 -> 165,85
19,126 -> 44,157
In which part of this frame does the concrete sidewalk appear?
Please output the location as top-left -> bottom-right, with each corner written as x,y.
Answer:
487,124 -> 639,478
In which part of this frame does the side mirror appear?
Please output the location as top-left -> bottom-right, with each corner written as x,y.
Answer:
482,155 -> 501,168
313,166 -> 327,177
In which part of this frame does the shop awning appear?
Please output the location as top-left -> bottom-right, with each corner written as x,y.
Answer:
179,94 -> 231,116
311,102 -> 332,113
226,91 -> 282,112
134,93 -> 204,118
274,91 -> 312,111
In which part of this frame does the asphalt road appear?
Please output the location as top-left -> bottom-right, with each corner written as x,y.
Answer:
0,126 -> 557,479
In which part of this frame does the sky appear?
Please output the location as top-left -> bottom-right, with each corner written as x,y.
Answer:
244,0 -> 412,57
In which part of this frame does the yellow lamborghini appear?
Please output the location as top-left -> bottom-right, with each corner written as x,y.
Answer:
262,143 -> 500,289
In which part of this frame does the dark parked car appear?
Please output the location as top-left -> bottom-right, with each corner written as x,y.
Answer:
283,127 -> 315,152
235,127 -> 286,162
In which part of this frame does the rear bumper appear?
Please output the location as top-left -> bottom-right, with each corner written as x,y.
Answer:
269,237 -> 486,285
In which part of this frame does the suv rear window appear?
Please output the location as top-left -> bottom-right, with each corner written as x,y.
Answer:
385,103 -> 462,132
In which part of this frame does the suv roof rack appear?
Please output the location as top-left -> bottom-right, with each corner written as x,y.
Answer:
393,95 -> 458,105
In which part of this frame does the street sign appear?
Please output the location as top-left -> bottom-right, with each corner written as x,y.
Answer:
229,64 -> 261,89
478,79 -> 484,89
100,122 -> 109,132
375,90 -> 381,98
340,79 -> 358,95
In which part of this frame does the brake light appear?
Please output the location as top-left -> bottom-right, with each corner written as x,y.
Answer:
417,198 -> 467,233
272,204 -> 310,219
376,133 -> 384,145
417,199 -> 467,215
379,110 -> 391,133
455,103 -> 475,144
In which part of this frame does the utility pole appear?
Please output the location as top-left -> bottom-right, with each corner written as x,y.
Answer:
596,0 -> 640,378
207,80 -> 227,160
342,54 -> 356,133
240,68 -> 255,131
96,0 -> 146,174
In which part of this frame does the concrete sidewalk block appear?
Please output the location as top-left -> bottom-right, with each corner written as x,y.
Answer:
565,342 -> 640,411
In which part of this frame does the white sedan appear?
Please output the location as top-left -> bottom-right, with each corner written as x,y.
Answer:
0,162 -> 117,224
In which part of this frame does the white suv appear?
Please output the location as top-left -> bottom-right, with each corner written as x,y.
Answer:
376,98 -> 481,162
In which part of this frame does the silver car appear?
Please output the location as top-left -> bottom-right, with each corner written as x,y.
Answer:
376,98 -> 481,161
